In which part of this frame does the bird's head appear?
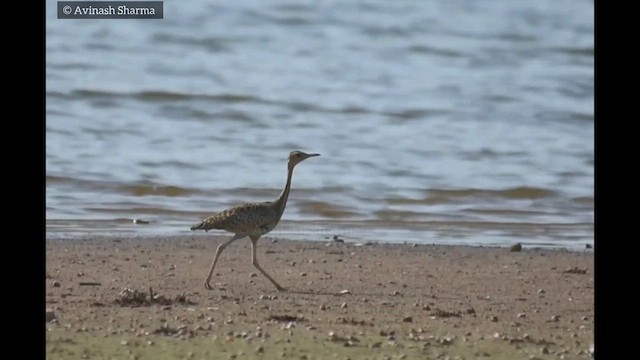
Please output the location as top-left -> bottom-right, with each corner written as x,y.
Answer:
288,150 -> 320,170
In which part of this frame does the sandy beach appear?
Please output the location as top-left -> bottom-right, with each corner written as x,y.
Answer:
46,236 -> 593,359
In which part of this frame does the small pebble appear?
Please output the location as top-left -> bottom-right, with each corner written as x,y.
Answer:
440,337 -> 453,345
510,243 -> 522,252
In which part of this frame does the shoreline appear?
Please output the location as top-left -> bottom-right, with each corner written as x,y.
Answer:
46,235 -> 594,359
45,230 -> 594,252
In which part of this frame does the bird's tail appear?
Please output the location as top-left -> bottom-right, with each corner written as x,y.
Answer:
190,222 -> 207,231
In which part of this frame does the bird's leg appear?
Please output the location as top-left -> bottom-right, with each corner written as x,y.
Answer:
205,233 -> 243,290
250,236 -> 286,291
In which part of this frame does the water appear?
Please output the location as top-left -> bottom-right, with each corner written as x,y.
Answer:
46,0 -> 594,249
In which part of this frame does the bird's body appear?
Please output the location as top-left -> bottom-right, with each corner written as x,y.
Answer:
191,202 -> 279,236
191,151 -> 320,291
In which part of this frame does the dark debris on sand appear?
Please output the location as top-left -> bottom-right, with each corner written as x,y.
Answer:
266,314 -> 306,323
114,287 -> 197,307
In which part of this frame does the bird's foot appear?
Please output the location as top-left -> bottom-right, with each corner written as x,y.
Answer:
205,282 -> 213,290
276,285 -> 287,292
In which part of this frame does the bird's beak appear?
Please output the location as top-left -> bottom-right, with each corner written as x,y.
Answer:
307,153 -> 320,157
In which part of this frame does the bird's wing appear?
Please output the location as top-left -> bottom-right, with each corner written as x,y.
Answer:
192,202 -> 278,234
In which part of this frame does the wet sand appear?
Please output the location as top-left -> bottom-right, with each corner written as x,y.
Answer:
46,236 -> 594,359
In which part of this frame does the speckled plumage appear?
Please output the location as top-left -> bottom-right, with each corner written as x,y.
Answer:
191,202 -> 279,236
191,151 -> 320,291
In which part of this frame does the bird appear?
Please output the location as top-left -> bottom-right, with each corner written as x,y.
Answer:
191,150 -> 320,291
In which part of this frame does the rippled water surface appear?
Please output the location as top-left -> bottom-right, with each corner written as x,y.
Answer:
46,0 -> 594,249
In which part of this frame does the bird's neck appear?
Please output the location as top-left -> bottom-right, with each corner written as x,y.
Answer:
274,165 -> 294,219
